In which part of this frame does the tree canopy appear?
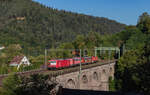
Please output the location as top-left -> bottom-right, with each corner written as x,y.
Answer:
115,12 -> 150,94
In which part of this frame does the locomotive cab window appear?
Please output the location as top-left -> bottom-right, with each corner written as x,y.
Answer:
75,58 -> 81,61
50,61 -> 56,65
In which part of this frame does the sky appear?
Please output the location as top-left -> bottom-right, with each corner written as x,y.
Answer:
33,0 -> 150,25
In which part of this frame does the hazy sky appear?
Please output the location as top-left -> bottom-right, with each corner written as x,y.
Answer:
33,0 -> 150,25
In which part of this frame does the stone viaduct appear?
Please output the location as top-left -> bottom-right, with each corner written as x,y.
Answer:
0,61 -> 116,91
56,61 -> 115,91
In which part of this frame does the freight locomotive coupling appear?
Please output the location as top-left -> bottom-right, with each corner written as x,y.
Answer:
47,56 -> 98,69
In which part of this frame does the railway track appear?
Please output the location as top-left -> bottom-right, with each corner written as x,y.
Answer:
0,60 -> 117,86
42,60 -> 117,76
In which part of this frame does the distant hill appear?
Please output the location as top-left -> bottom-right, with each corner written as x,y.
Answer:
0,0 -> 126,50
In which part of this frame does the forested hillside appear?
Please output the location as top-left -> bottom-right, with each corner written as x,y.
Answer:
0,0 -> 125,51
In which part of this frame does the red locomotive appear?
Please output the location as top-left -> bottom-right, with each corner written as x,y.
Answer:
47,56 -> 98,69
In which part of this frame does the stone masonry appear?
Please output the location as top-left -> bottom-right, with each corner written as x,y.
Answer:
56,62 -> 115,91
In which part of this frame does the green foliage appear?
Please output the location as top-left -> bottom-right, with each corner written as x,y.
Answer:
0,48 -> 45,74
125,30 -> 146,50
73,35 -> 86,49
0,44 -> 24,74
0,74 -> 58,95
73,32 -> 103,49
0,64 -> 8,74
116,50 -> 144,91
116,48 -> 150,94
137,12 -> 150,34
58,43 -> 75,58
109,77 -> 116,91
0,0 -> 125,52
12,67 -> 18,72
47,31 -> 119,59
1,73 -> 22,95
19,74 -> 58,95
115,12 -> 150,94
4,44 -> 22,62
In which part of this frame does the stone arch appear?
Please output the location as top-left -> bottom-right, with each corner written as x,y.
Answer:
103,69 -> 106,74
66,79 -> 76,89
82,75 -> 88,84
109,67 -> 114,77
101,69 -> 108,81
93,72 -> 98,81
99,71 -> 101,81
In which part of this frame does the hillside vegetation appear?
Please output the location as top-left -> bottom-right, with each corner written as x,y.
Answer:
0,0 -> 125,51
113,12 -> 150,94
